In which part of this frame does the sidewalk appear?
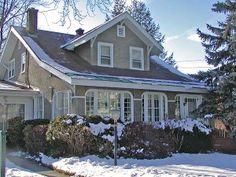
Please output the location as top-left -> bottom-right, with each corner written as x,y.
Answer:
7,153 -> 69,177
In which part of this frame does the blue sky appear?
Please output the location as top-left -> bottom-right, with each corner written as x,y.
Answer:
38,0 -> 225,74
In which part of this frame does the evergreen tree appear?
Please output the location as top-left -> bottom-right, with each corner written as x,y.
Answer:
107,0 -> 177,67
197,0 -> 236,125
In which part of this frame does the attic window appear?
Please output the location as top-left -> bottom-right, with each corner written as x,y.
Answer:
117,25 -> 125,37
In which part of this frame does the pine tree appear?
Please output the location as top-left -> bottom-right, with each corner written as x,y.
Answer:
197,0 -> 236,126
107,0 -> 177,67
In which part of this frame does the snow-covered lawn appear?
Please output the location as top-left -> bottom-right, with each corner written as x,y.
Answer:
38,153 -> 236,177
6,160 -> 45,177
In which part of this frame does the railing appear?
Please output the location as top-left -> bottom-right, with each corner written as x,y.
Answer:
0,131 -> 6,177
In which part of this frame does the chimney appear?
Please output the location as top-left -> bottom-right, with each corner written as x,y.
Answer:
26,8 -> 38,34
76,28 -> 84,36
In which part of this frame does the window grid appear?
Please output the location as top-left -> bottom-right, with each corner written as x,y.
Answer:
85,90 -> 133,122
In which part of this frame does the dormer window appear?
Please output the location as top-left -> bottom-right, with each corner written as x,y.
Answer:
8,59 -> 15,79
117,25 -> 125,37
130,46 -> 144,70
97,42 -> 113,67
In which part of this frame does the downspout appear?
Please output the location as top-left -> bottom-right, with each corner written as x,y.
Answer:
25,50 -> 31,88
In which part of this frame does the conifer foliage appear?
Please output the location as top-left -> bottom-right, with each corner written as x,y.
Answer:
197,0 -> 236,125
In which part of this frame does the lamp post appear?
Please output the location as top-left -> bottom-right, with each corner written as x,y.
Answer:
0,103 -> 7,177
111,108 -> 120,166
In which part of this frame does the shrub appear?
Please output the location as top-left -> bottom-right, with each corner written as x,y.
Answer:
119,122 -> 177,159
46,115 -> 113,157
24,119 -> 50,126
178,126 -> 213,153
23,124 -> 49,156
6,117 -> 25,148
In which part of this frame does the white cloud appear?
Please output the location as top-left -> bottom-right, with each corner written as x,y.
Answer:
165,35 -> 180,43
187,34 -> 201,42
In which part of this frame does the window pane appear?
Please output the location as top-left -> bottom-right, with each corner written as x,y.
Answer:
100,45 -> 111,65
131,48 -> 143,69
187,98 -> 197,117
132,49 -> 142,60
175,96 -> 181,119
124,93 -> 131,122
101,45 -> 110,56
132,59 -> 142,69
86,91 -> 95,115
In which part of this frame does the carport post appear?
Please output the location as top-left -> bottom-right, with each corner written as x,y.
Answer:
0,130 -> 6,177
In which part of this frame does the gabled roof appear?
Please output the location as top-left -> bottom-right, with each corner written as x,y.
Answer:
0,25 -> 207,93
61,12 -> 163,51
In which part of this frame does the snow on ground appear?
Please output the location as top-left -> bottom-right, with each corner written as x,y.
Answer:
39,153 -> 236,177
6,160 -> 45,177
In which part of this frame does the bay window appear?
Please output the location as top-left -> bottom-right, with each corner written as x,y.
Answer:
85,90 -> 133,122
142,92 -> 167,122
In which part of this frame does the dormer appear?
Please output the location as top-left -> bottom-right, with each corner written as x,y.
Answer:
61,12 -> 163,71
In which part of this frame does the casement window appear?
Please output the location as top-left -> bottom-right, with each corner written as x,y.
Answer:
175,94 -> 203,119
52,90 -> 72,118
130,46 -> 144,70
6,104 -> 25,120
8,59 -> 15,79
86,90 -> 133,122
117,25 -> 125,37
21,52 -> 26,73
142,92 -> 168,122
97,42 -> 113,67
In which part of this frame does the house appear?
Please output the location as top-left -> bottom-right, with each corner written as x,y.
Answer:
0,8 -> 207,123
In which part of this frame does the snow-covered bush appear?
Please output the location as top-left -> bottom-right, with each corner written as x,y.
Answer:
46,115 -> 120,157
155,118 -> 213,153
119,122 -> 177,159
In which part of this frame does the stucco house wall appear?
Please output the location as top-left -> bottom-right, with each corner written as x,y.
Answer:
75,23 -> 150,71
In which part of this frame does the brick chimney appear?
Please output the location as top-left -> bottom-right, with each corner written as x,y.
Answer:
26,8 -> 38,34
76,28 -> 84,36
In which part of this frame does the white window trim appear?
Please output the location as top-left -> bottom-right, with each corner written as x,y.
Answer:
117,25 -> 126,37
142,92 -> 168,122
33,92 -> 45,119
21,52 -> 26,73
85,89 -> 134,122
129,46 -> 144,70
8,59 -> 15,79
97,42 -> 114,67
175,94 -> 203,119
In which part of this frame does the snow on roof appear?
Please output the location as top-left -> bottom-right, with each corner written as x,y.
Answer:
150,55 -> 194,81
0,82 -> 26,91
23,37 -> 79,75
